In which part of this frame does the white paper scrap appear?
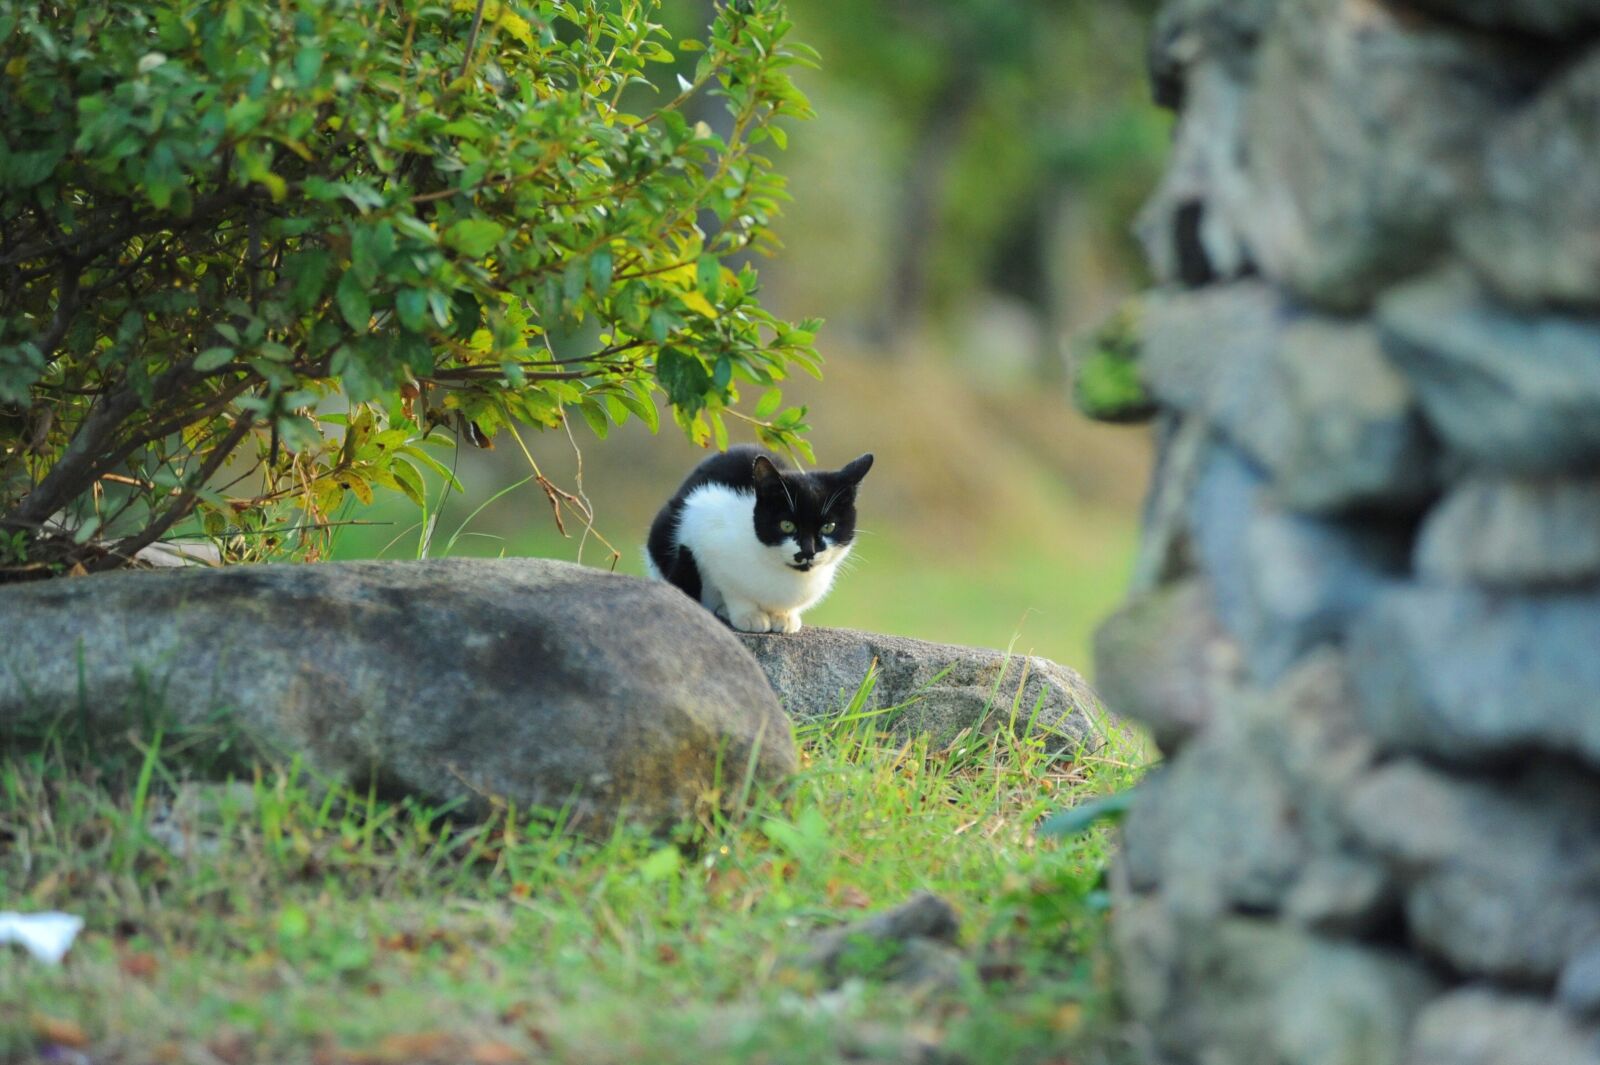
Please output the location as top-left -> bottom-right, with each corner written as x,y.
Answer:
0,911 -> 85,964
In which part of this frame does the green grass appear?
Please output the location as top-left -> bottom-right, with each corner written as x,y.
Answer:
1,674 -> 1145,1065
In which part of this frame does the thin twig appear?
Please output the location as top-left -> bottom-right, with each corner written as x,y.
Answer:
93,414 -> 257,570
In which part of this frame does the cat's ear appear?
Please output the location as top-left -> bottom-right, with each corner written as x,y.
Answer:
751,454 -> 785,495
837,453 -> 874,485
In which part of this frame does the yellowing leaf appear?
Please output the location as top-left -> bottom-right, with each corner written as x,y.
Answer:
678,290 -> 718,319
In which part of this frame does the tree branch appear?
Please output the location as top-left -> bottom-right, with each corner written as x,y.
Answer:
91,413 -> 256,571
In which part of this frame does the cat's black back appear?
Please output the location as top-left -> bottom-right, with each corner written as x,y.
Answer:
647,446 -> 786,600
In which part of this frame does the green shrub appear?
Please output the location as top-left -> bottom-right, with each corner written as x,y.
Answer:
1073,299 -> 1153,424
0,0 -> 818,572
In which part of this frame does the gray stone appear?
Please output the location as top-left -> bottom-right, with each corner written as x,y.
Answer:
1241,0 -> 1533,309
1141,282 -> 1285,428
1147,0 -> 1280,106
1113,901 -> 1439,1065
1458,51 -> 1600,309
1136,62 -> 1258,286
1379,269 -> 1600,473
1416,475 -> 1600,587
1141,284 -> 1436,511
1119,651 -> 1392,931
1350,584 -> 1600,769
1240,653 -> 1395,935
1409,0 -> 1600,36
1129,412 -> 1208,596
1188,442 -> 1408,684
1138,0 -> 1280,283
1093,577 -> 1243,753
734,627 -> 1104,752
0,559 -> 795,829
1409,989 -> 1600,1065
1347,761 -> 1600,983
1271,315 -> 1439,510
1120,742 -> 1304,912
801,892 -> 962,992
1560,947 -> 1600,1019
1282,853 -> 1394,938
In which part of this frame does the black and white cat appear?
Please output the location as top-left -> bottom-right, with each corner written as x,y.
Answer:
646,445 -> 874,633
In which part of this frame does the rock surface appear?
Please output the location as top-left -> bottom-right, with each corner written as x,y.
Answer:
1457,51 -> 1600,308
1349,585 -> 1600,769
1346,761 -> 1600,982
1099,0 -> 1600,1056
0,558 -> 795,829
1187,443 -> 1409,683
1408,0 -> 1600,35
1240,0 -> 1531,309
1093,577 -> 1242,753
1141,284 -> 1436,511
801,892 -> 963,992
735,627 -> 1104,751
1409,989 -> 1600,1065
1115,902 -> 1439,1065
1379,269 -> 1600,473
1559,947 -> 1600,1019
1415,475 -> 1600,586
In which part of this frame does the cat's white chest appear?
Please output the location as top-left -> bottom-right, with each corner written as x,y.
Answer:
671,483 -> 847,631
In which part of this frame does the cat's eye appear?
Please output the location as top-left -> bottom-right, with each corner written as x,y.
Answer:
821,522 -> 836,534
780,520 -> 797,533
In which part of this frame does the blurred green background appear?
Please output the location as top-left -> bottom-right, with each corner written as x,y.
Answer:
333,0 -> 1167,672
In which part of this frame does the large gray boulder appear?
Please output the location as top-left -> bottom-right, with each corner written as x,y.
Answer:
735,628 -> 1104,752
0,558 -> 795,829
1379,269 -> 1600,473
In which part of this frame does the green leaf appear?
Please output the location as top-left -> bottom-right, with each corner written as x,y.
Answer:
753,387 -> 782,419
1039,789 -> 1137,839
617,387 -> 659,433
578,398 -> 609,439
194,346 -> 234,372
287,249 -> 332,310
399,444 -> 464,492
696,254 -> 721,301
655,346 -> 712,414
395,289 -> 429,333
294,44 -> 323,87
589,248 -> 614,294
638,846 -> 681,883
444,219 -> 505,258
392,459 -> 427,506
336,272 -> 372,333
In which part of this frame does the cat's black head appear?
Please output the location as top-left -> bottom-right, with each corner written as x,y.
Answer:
751,452 -> 873,571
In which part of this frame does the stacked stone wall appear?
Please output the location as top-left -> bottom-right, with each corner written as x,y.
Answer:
1090,1 -> 1600,1061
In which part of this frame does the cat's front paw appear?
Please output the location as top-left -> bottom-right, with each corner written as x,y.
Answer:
727,606 -> 773,633
771,611 -> 802,634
